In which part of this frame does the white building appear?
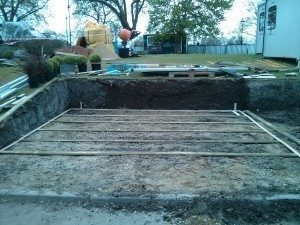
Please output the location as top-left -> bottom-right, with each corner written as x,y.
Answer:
256,0 -> 300,60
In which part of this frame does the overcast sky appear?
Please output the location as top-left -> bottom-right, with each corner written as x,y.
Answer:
46,0 -> 259,39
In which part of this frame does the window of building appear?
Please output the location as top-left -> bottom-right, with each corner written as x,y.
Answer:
259,12 -> 265,31
268,5 -> 277,30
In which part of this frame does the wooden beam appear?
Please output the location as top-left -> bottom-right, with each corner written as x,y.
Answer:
70,108 -> 235,113
20,139 -> 279,144
245,110 -> 300,146
63,114 -> 240,118
240,111 -> 300,158
53,120 -> 254,125
39,128 -> 265,133
0,151 -> 296,158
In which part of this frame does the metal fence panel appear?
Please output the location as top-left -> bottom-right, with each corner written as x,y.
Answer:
187,44 -> 255,54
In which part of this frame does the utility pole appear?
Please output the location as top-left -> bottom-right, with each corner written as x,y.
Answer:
240,19 -> 245,45
67,0 -> 72,45
65,16 -> 68,45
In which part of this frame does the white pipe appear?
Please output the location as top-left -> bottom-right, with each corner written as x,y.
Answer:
0,88 -> 17,101
0,75 -> 27,92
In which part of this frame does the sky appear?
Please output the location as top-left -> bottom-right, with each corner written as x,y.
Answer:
46,0 -> 258,40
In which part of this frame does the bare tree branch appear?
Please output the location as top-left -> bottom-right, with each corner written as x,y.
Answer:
0,0 -> 49,22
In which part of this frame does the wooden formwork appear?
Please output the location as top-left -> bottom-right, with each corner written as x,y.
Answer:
0,108 -> 299,158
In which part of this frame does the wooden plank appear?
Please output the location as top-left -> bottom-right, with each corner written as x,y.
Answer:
53,120 -> 254,125
63,114 -> 241,118
0,109 -> 72,152
245,110 -> 300,146
69,108 -> 235,113
20,139 -> 280,144
240,111 -> 300,158
0,151 -> 296,158
39,128 -> 265,133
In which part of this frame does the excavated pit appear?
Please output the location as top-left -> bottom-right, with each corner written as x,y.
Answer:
0,78 -> 299,224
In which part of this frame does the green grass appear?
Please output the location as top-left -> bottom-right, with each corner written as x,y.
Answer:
0,66 -> 23,86
103,54 -> 299,79
106,54 -> 296,68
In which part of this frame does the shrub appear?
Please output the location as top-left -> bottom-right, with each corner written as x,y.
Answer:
3,50 -> 14,59
18,51 -> 46,88
52,56 -> 64,64
21,39 -> 64,56
76,55 -> 88,66
44,59 -> 55,81
44,59 -> 54,73
89,54 -> 101,63
63,55 -> 77,64
49,58 -> 60,71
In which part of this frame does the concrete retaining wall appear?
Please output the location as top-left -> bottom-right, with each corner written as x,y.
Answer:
0,78 -> 299,149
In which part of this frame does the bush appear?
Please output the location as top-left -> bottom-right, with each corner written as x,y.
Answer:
18,51 -> 46,88
49,58 -> 60,71
63,55 -> 77,64
44,59 -> 55,81
44,59 -> 54,73
89,54 -> 101,63
52,56 -> 64,64
3,50 -> 14,59
76,55 -> 88,66
21,39 -> 64,56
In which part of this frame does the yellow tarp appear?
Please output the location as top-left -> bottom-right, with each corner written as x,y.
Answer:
84,21 -> 113,45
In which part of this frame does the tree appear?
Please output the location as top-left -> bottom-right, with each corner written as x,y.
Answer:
242,0 -> 264,37
0,0 -> 49,22
89,0 -> 147,30
73,0 -> 112,24
148,0 -> 233,42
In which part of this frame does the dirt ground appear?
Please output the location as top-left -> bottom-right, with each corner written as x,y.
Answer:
0,109 -> 299,224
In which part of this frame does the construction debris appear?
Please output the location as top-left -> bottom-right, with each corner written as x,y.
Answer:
243,73 -> 276,79
0,94 -> 26,112
285,72 -> 298,77
0,75 -> 28,101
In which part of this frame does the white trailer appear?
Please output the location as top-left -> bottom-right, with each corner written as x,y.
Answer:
255,0 -> 300,60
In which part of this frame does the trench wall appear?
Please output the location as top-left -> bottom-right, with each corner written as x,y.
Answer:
247,80 -> 300,111
67,78 -> 248,110
0,78 -> 299,148
0,80 -> 69,149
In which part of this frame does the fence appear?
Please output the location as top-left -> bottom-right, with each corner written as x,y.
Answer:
187,44 -> 255,55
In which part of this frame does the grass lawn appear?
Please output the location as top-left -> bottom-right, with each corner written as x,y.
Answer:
106,54 -> 296,69
103,54 -> 299,79
0,66 -> 23,86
